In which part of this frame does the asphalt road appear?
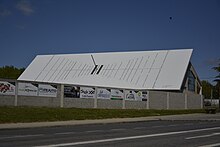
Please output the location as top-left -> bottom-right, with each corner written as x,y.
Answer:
0,120 -> 220,147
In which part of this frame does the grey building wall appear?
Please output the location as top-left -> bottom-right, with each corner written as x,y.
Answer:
0,95 -> 14,106
169,92 -> 185,109
125,101 -> 147,109
64,98 -> 94,108
187,92 -> 202,109
149,91 -> 167,109
97,99 -> 122,109
17,96 -> 60,107
0,79 -> 203,109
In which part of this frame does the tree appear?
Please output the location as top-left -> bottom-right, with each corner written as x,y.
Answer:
0,66 -> 25,79
201,80 -> 213,99
212,59 -> 220,109
212,59 -> 220,84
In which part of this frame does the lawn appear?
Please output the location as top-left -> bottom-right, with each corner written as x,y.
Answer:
0,106 -> 205,123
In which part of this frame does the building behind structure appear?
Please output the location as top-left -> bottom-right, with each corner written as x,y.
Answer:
0,49 -> 203,109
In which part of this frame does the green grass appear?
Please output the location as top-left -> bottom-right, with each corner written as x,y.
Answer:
0,106 -> 205,123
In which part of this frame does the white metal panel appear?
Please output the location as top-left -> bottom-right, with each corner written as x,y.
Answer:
153,49 -> 192,89
130,69 -> 142,85
137,68 -> 150,87
152,51 -> 167,68
143,69 -> 160,88
36,71 -> 48,82
44,70 -> 54,82
18,49 -> 193,90
18,55 -> 53,81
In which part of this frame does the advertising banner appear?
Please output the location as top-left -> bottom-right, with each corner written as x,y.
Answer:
111,89 -> 123,100
125,90 -> 136,101
38,84 -> 57,97
125,90 -> 148,101
97,88 -> 111,99
80,87 -> 95,98
0,81 -> 15,95
141,91 -> 148,101
18,82 -> 38,96
64,86 -> 80,98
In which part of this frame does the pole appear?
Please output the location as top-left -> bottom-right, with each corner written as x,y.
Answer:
94,87 -> 97,108
60,84 -> 64,108
14,81 -> 18,106
122,89 -> 125,109
219,86 -> 220,111
211,88 -> 213,106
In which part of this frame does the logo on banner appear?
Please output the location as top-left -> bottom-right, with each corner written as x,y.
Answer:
64,86 -> 80,98
18,83 -> 38,96
0,83 -> 10,93
38,84 -> 57,97
125,90 -> 148,101
126,91 -> 135,100
0,82 -> 15,95
80,87 -> 95,98
142,91 -> 148,101
97,88 -> 111,99
111,89 -> 123,100
80,89 -> 95,95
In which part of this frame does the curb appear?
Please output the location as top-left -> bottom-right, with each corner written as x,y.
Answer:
0,113 -> 219,130
0,117 -> 158,130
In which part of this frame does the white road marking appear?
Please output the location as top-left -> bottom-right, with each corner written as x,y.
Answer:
0,134 -> 44,140
55,132 -> 76,135
110,128 -> 126,131
186,132 -> 220,140
35,126 -> 220,147
133,127 -> 146,130
167,124 -> 178,127
184,123 -> 194,126
199,142 -> 220,147
152,125 -> 164,128
85,130 -> 104,133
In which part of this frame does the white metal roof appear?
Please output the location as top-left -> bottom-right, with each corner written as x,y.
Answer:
18,49 -> 193,90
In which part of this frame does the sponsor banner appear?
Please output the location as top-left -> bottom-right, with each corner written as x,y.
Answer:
0,81 -> 15,95
97,88 -> 111,99
111,89 -> 123,100
18,82 -> 38,96
125,90 -> 137,101
125,90 -> 148,101
80,87 -> 95,98
141,91 -> 148,101
64,86 -> 80,98
38,84 -> 57,97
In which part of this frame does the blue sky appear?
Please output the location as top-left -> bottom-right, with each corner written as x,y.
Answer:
0,0 -> 219,82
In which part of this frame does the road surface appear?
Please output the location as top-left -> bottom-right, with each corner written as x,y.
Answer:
0,119 -> 220,147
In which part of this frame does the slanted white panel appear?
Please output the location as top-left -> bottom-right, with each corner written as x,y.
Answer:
18,55 -> 54,81
37,71 -> 48,82
143,69 -> 159,88
153,49 -> 192,89
18,49 -> 193,90
138,68 -> 150,87
152,51 -> 167,68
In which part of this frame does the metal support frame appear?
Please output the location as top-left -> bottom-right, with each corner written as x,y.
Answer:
184,92 -> 188,109
14,81 -> 18,106
122,89 -> 125,109
60,84 -> 64,108
94,87 -> 97,108
167,92 -> 170,109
